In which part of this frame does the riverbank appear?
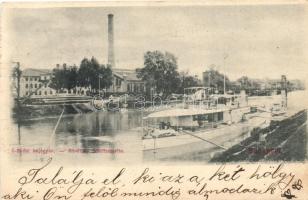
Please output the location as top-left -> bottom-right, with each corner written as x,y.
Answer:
162,109 -> 307,162
12,103 -> 95,121
208,109 -> 307,162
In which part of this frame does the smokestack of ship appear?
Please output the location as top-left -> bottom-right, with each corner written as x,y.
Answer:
108,14 -> 115,68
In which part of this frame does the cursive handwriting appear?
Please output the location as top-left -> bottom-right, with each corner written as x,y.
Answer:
1,159 -> 305,200
209,165 -> 245,181
249,163 -> 295,190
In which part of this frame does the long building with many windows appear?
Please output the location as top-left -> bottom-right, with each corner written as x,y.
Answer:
20,68 -> 56,97
18,68 -> 145,97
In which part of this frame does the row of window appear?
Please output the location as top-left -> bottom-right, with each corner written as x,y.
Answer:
24,76 -> 48,81
25,90 -> 53,96
24,90 -> 85,96
25,83 -> 48,89
192,112 -> 224,122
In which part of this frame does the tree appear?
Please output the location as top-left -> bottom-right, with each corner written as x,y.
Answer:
178,71 -> 201,93
203,68 -> 231,93
78,58 -> 92,89
237,76 -> 250,89
77,57 -> 113,93
67,65 -> 78,90
98,65 -> 113,90
49,63 -> 74,92
236,76 -> 261,95
88,57 -> 100,90
137,51 -> 181,97
40,57 -> 113,95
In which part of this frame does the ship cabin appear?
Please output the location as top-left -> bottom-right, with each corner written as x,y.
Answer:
143,90 -> 249,136
184,87 -> 211,103
143,107 -> 249,135
183,88 -> 248,109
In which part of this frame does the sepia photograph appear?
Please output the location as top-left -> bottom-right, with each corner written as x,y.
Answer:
1,1 -> 308,200
3,2 -> 308,166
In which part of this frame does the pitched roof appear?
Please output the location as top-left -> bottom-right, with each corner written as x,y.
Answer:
22,68 -> 52,77
112,68 -> 142,81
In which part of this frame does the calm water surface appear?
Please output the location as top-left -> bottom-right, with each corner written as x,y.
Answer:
11,110 -> 147,164
10,90 -> 307,164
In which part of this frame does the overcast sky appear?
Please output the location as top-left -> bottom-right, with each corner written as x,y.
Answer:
5,4 -> 308,80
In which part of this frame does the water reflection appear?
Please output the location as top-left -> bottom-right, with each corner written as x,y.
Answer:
11,91 -> 307,164
12,110 -> 145,163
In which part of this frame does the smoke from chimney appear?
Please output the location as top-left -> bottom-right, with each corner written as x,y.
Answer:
108,14 -> 115,68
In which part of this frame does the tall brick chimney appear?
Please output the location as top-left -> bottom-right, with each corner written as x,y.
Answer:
108,14 -> 115,68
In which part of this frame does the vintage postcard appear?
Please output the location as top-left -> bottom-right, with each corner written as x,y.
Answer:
0,1 -> 308,199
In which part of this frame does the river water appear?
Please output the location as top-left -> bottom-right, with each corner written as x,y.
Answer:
10,110 -> 147,165
9,90 -> 307,165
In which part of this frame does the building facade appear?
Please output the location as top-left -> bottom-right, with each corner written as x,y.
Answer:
20,68 -> 56,97
18,68 -> 145,97
109,68 -> 146,94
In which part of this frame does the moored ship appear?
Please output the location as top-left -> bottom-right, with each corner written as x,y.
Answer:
142,88 -> 276,160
